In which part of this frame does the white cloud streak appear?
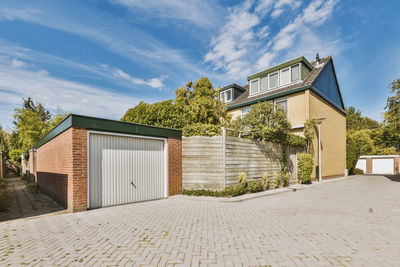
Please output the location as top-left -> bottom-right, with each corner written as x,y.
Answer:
109,0 -> 221,28
0,59 -> 143,128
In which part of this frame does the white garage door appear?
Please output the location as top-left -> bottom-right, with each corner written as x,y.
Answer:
355,159 -> 367,173
372,158 -> 394,174
89,133 -> 166,208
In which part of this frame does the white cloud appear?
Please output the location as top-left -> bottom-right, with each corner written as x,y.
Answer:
11,59 -> 27,68
204,0 -> 341,83
109,0 -> 221,28
113,68 -> 167,89
204,2 -> 260,78
0,4 -> 205,79
0,40 -> 168,91
0,62 -> 143,128
271,0 -> 301,18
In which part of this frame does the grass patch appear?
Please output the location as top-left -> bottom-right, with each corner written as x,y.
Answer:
0,179 -> 10,212
21,178 -> 40,194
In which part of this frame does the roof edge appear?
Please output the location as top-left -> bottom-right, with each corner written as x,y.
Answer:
227,85 -> 346,115
34,114 -> 182,149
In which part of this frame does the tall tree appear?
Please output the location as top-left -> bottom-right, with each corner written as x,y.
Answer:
385,79 -> 400,132
239,101 -> 291,142
122,77 -> 230,132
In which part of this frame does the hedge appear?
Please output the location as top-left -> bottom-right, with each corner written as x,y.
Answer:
298,153 -> 313,184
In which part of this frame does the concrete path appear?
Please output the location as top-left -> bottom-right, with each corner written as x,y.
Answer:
0,177 -> 65,222
0,175 -> 399,266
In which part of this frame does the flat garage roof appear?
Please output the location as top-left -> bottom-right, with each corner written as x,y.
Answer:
35,114 -> 182,149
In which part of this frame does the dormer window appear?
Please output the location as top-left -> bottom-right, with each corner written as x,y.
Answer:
220,88 -> 232,102
250,79 -> 259,94
269,72 -> 279,88
248,59 -> 307,96
281,68 -> 290,85
291,64 -> 299,81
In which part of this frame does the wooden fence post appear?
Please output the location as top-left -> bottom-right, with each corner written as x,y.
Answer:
222,127 -> 226,190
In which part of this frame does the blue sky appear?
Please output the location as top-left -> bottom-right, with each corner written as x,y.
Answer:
0,0 -> 399,129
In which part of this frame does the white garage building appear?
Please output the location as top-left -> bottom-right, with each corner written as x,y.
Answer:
356,155 -> 400,175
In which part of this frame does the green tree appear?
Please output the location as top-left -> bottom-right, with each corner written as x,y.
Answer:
9,98 -> 67,167
385,79 -> 400,132
345,106 -> 380,131
240,101 -> 291,142
122,77 -> 230,134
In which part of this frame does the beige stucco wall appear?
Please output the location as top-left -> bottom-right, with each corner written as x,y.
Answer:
227,108 -> 242,120
287,91 -> 306,129
309,90 -> 346,179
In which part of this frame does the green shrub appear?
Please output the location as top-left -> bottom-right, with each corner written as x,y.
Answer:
238,172 -> 247,187
346,135 -> 360,175
248,181 -> 264,193
353,168 -> 364,175
262,173 -> 269,189
0,180 -> 9,212
298,153 -> 313,184
281,171 -> 290,187
182,123 -> 222,137
274,173 -> 281,188
285,134 -> 307,147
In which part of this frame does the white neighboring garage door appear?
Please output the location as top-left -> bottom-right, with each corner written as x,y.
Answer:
89,132 -> 166,208
356,159 -> 367,173
372,158 -> 394,174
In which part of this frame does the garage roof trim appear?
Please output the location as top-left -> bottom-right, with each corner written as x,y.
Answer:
35,114 -> 182,148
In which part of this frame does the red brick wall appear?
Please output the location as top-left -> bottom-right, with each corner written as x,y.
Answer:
36,127 -> 87,211
36,128 -> 73,208
168,137 -> 182,196
69,127 -> 87,212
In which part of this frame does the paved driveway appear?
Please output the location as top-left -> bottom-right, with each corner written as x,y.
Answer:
0,175 -> 399,266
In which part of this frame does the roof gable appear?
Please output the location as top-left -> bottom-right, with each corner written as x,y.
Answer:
311,59 -> 344,110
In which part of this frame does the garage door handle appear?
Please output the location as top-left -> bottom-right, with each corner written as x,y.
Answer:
131,182 -> 136,189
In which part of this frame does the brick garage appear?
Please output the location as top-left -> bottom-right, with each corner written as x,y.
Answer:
31,114 -> 182,212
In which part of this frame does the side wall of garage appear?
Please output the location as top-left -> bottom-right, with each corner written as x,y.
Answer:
35,127 -> 87,212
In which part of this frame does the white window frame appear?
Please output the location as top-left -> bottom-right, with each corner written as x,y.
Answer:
280,68 -> 291,86
260,75 -> 268,92
249,78 -> 260,95
291,64 -> 300,82
274,97 -> 288,118
242,106 -> 251,116
268,71 -> 279,89
220,88 -> 233,102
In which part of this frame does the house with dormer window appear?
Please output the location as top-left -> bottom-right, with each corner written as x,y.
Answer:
220,55 -> 346,180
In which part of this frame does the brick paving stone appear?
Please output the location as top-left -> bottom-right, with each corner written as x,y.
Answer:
0,175 -> 399,266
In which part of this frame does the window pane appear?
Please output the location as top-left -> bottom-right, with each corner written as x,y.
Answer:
260,76 -> 268,92
242,107 -> 251,115
281,69 -> 290,85
276,100 -> 288,116
226,90 -> 232,101
269,73 -> 279,88
250,80 -> 259,94
291,64 -> 299,81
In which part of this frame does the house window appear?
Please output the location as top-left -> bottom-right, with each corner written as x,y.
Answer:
291,64 -> 299,82
226,90 -> 232,102
275,99 -> 288,117
250,79 -> 259,95
220,88 -> 233,102
269,72 -> 279,88
242,106 -> 251,116
260,76 -> 268,92
281,68 -> 290,85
